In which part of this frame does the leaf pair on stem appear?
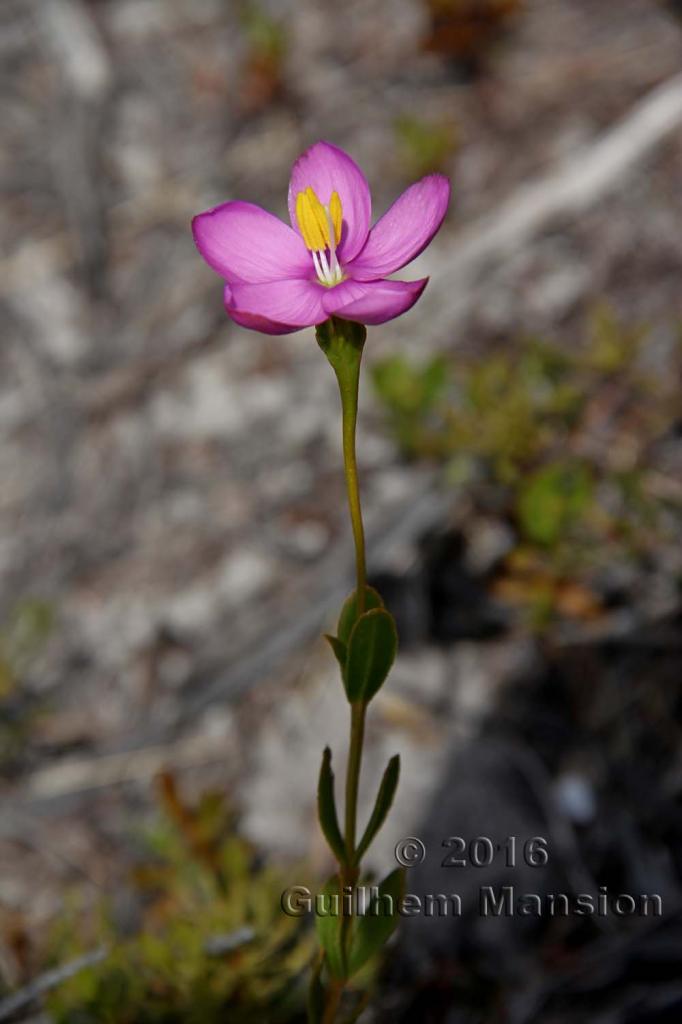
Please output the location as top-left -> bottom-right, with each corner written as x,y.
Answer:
326,586 -> 398,704
318,747 -> 400,873
313,583 -> 402,1010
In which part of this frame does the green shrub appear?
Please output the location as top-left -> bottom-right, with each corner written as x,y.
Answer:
47,775 -> 312,1023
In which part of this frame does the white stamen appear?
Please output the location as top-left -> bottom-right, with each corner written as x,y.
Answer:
324,205 -> 343,281
312,250 -> 325,283
308,203 -> 344,286
318,248 -> 332,282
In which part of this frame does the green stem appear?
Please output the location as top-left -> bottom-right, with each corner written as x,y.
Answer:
316,317 -> 368,615
334,323 -> 368,959
339,698 -> 366,992
322,319 -> 368,865
316,317 -> 369,1023
339,352 -> 367,615
344,701 -> 366,864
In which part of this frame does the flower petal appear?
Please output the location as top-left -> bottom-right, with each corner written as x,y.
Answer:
288,142 -> 371,263
227,278 -> 327,331
349,175 -> 450,281
323,277 -> 428,325
224,285 -> 300,335
192,201 -> 310,284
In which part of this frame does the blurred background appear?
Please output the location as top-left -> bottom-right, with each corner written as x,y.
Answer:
1,1 -> 682,1021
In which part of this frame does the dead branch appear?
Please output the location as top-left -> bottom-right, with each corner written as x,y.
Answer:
34,0 -> 111,100
0,947 -> 107,1022
414,71 -> 682,339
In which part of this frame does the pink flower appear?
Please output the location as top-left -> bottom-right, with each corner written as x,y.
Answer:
192,141 -> 450,335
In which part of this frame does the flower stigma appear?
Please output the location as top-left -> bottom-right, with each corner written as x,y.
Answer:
295,187 -> 344,287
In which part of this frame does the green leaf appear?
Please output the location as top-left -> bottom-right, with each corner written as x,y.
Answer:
355,755 -> 400,864
517,461 -> 593,547
315,876 -> 346,980
337,586 -> 384,647
324,634 -> 347,668
344,608 -> 397,703
307,957 -> 326,1023
317,747 -> 346,865
348,868 -> 405,976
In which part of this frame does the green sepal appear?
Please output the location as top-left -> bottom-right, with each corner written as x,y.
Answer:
317,747 -> 347,865
324,633 -> 347,668
316,317 -> 367,376
337,586 -> 384,648
315,875 -> 346,980
307,956 -> 326,1023
354,754 -> 400,864
348,868 -> 405,976
344,607 -> 398,703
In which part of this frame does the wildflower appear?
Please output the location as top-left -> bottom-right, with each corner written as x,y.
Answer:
192,141 -> 450,334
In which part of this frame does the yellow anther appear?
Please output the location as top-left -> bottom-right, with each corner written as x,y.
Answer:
329,191 -> 342,245
306,187 -> 331,247
296,187 -> 328,251
296,187 -> 343,252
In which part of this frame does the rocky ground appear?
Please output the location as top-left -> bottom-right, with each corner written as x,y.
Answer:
1,0 -> 681,1017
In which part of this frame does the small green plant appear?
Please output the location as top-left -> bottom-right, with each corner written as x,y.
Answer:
517,461 -> 594,548
372,308 -> 681,625
237,1 -> 287,113
47,774 -> 312,1024
371,353 -> 450,456
394,114 -> 458,178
